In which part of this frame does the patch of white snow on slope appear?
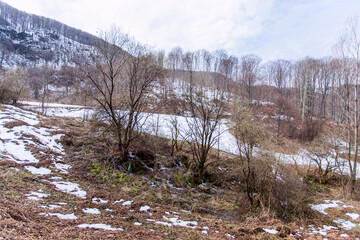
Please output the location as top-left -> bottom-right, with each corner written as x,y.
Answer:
20,101 -> 85,109
50,181 -> 86,199
333,219 -> 357,230
40,204 -> 61,210
39,212 -> 77,220
140,205 -> 151,212
25,191 -> 49,200
310,200 -> 344,215
263,228 -> 278,234
122,200 -> 133,206
346,213 -> 360,220
82,208 -> 101,214
53,162 -> 71,173
77,223 -> 123,231
24,166 -> 51,175
162,216 -> 198,228
0,105 -> 65,165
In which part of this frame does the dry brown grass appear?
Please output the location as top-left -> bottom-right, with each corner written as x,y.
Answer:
1,111 -> 357,239
3,120 -> 30,129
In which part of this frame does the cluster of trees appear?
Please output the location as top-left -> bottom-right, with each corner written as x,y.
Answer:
159,18 -> 360,197
0,63 -> 83,112
1,16 -> 360,200
0,1 -> 98,46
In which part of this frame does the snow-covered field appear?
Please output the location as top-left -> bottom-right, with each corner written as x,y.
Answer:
20,101 -> 360,179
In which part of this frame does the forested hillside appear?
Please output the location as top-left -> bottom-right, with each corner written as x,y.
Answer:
0,1 -> 98,67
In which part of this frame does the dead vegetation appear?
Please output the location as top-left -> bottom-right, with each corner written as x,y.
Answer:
37,114 -> 354,239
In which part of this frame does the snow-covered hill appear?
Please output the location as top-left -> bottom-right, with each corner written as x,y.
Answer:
0,1 -> 96,68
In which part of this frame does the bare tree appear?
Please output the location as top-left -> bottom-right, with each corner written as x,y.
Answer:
308,136 -> 338,184
27,65 -> 56,113
1,67 -> 28,104
233,103 -> 266,206
238,54 -> 261,104
266,59 -> 292,134
182,50 -> 227,180
317,58 -> 332,118
335,16 -> 360,196
78,26 -> 163,165
167,47 -> 183,81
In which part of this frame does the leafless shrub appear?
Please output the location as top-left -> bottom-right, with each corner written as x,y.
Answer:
0,67 -> 28,104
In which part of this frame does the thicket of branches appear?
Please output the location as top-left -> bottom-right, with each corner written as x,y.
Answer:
1,17 -> 360,198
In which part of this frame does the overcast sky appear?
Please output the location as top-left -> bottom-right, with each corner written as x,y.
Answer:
2,0 -> 360,61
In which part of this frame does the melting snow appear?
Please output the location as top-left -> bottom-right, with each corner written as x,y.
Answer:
24,166 -> 51,175
225,233 -> 235,239
77,223 -> 123,231
134,222 -> 142,226
50,180 -> 86,199
39,212 -> 77,220
333,219 -> 357,230
162,216 -> 198,228
82,208 -> 101,214
122,200 -> 133,206
310,200 -> 343,215
0,105 -> 65,165
346,213 -> 359,220
140,205 -> 151,212
53,162 -> 71,174
263,228 -> 278,234
307,225 -> 338,236
25,191 -> 49,200
14,102 -> 360,179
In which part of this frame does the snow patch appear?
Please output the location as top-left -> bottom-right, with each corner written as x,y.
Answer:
310,200 -> 343,215
140,205 -> 151,212
24,166 -> 51,175
25,191 -> 49,200
263,228 -> 278,234
39,213 -> 77,220
77,223 -> 123,231
122,200 -> 133,206
82,208 -> 101,214
346,212 -> 359,220
50,180 -> 86,199
53,162 -> 71,174
334,219 -> 357,230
